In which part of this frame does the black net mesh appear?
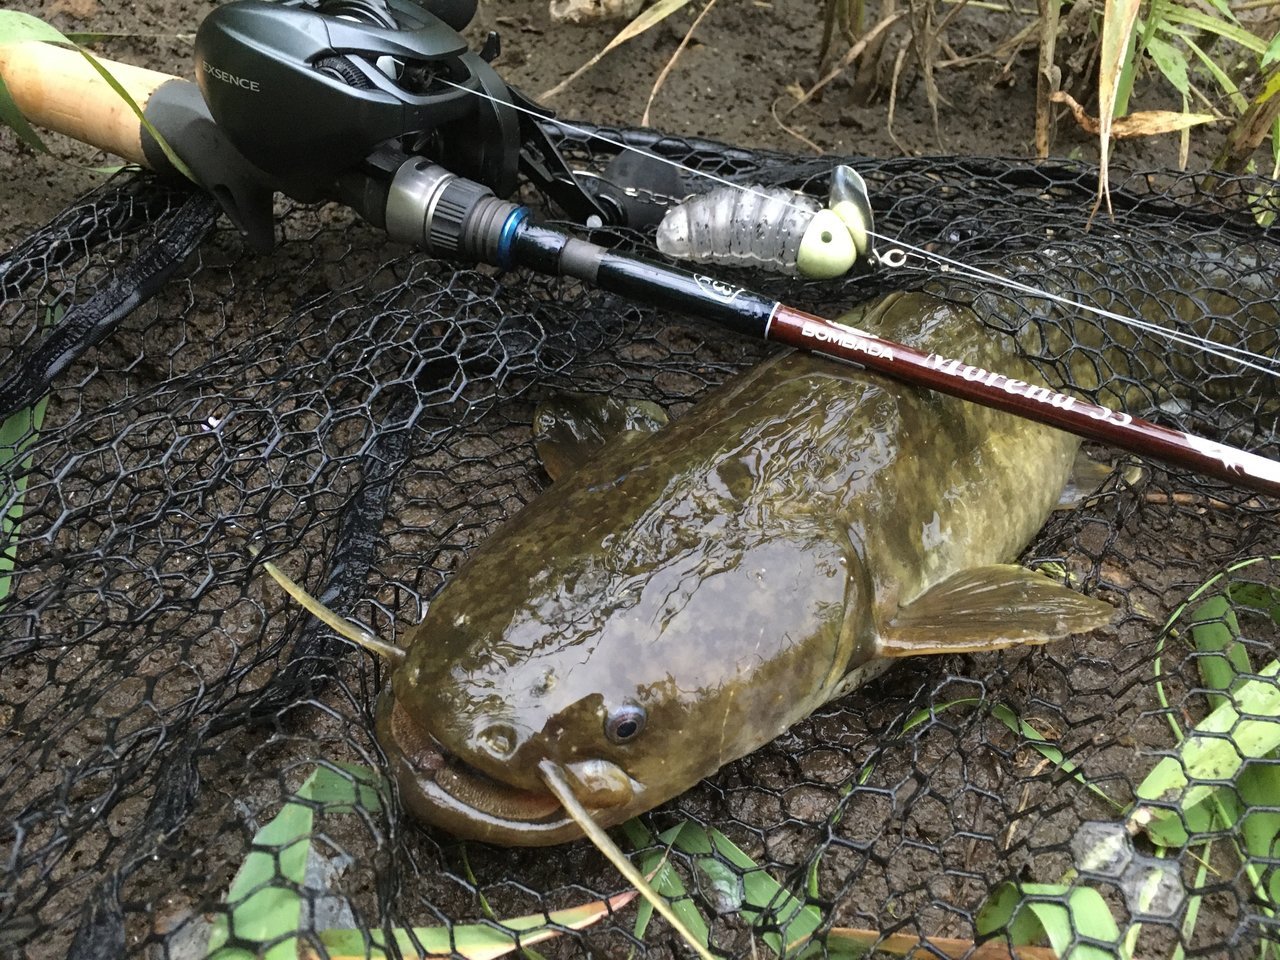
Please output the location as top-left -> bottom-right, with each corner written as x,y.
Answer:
2,125 -> 1279,960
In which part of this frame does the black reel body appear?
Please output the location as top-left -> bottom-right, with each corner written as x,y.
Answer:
193,0 -> 518,199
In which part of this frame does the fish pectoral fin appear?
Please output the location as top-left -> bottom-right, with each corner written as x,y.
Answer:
877,564 -> 1116,657
1054,449 -> 1146,510
533,394 -> 669,481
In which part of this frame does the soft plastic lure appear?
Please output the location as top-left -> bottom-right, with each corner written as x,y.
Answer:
655,165 -> 876,279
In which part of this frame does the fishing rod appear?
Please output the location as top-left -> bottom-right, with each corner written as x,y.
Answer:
0,0 -> 1277,497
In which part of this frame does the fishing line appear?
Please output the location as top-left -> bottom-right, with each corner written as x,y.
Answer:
438,77 -> 1280,380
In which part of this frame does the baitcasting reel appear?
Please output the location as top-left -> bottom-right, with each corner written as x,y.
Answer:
173,0 -> 625,248
194,0 -> 520,197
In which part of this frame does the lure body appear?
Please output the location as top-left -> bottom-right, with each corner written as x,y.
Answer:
655,165 -> 876,279
656,186 -> 824,276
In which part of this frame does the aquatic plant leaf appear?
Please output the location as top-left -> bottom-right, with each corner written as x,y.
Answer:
976,882 -> 1122,960
670,825 -> 824,955
1132,660 -> 1280,842
621,820 -> 711,947
206,766 -> 382,959
315,889 -> 639,960
825,926 -> 1057,959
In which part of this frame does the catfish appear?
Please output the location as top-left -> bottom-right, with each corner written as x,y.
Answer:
373,290 -> 1115,845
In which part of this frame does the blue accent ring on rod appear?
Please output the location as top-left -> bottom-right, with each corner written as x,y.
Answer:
497,207 -> 530,269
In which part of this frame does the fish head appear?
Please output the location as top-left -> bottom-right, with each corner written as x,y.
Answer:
377,514 -> 868,846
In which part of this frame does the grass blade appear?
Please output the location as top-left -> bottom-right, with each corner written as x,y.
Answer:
0,11 -> 193,179
904,698 -> 1121,810
977,882 -> 1123,960
541,0 -> 694,99
620,820 -> 711,947
1157,4 -> 1267,55
0,12 -> 70,154
1094,0 -> 1142,216
1131,660 -> 1280,840
316,889 -> 639,960
827,926 -> 1058,959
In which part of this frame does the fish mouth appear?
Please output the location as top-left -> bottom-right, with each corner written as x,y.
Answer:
374,692 -> 637,846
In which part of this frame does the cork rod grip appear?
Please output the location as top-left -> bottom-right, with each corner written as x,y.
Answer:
0,41 -> 177,166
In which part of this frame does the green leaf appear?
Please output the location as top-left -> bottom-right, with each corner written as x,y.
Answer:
0,11 -> 75,154
0,303 -> 58,606
207,766 -> 633,960
1239,762 -> 1280,907
659,824 -> 824,956
72,46 -> 196,182
1162,29 -> 1249,112
0,9 -> 73,43
1157,4 -> 1266,54
1189,593 -> 1250,710
1144,35 -> 1190,97
296,761 -> 384,812
1265,31 -> 1280,70
206,766 -> 383,959
1195,0 -> 1237,23
621,820 -> 711,948
1132,660 -> 1280,843
0,11 -> 194,181
977,882 -> 1123,960
0,70 -> 49,154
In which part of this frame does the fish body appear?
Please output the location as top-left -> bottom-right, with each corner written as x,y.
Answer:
376,291 -> 1114,845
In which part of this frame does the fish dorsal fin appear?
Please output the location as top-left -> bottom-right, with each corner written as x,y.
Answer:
1055,450 -> 1146,510
532,394 -> 669,481
877,564 -> 1115,657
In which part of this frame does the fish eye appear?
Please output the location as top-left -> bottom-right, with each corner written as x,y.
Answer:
605,704 -> 646,744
